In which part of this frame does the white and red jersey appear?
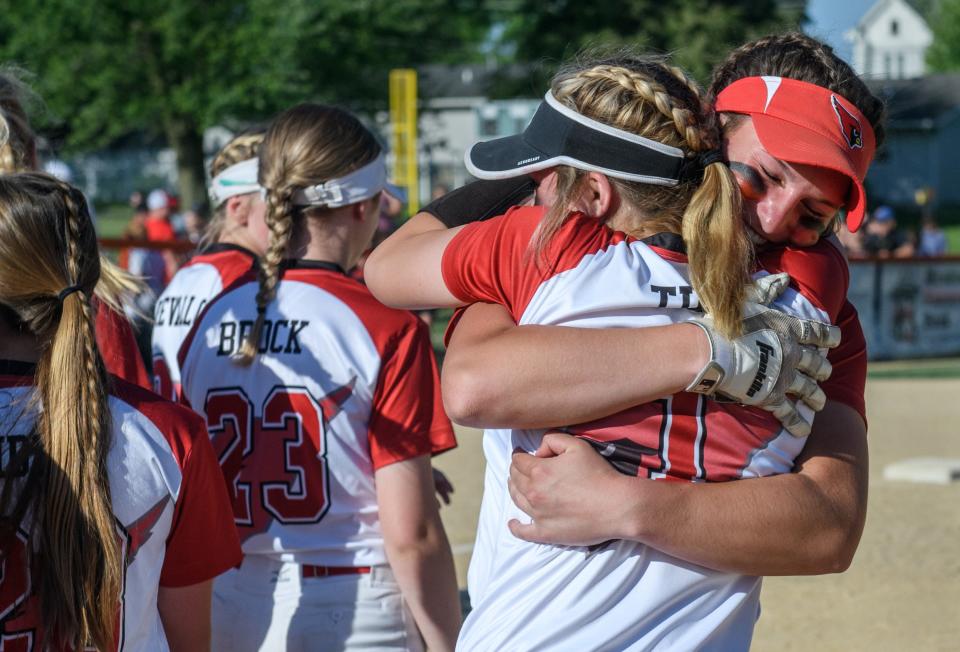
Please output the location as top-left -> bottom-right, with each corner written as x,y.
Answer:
0,362 -> 241,651
151,244 -> 256,400
178,260 -> 456,567
441,205 -> 863,651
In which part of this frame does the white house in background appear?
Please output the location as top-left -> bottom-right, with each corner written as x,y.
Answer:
847,0 -> 932,79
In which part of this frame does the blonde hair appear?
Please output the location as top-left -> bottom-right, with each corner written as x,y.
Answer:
0,69 -> 141,314
536,54 -> 751,337
0,173 -> 120,650
235,104 -> 380,364
201,129 -> 266,249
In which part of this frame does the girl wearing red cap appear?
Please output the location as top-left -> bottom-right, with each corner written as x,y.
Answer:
366,51 -> 847,650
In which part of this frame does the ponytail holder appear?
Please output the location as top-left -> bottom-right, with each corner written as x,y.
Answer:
57,285 -> 83,303
698,150 -> 725,168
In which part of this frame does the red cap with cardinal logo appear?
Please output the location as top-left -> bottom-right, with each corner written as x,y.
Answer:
715,76 -> 877,232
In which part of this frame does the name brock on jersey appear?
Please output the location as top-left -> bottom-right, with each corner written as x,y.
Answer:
216,319 -> 310,357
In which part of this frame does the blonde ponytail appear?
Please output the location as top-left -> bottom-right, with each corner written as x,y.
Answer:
0,173 -> 120,650
681,161 -> 749,337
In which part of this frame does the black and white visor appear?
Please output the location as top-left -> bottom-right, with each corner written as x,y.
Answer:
466,91 -> 686,186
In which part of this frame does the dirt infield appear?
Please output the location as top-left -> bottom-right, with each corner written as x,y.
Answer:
431,374 -> 960,651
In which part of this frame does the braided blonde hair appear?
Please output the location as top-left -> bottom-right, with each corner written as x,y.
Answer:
537,54 -> 751,337
235,104 -> 380,364
0,173 -> 120,650
201,129 -> 267,249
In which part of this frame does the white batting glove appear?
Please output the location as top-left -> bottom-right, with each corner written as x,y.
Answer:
686,273 -> 841,437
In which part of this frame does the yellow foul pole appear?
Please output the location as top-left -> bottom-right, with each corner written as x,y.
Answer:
389,69 -> 419,213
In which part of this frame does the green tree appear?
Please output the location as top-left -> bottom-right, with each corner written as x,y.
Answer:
490,0 -> 805,90
927,0 -> 960,71
0,0 -> 491,208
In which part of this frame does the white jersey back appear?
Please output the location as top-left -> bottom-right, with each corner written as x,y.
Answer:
0,363 -> 240,651
178,261 -> 455,568
441,206 -> 839,652
150,244 -> 255,400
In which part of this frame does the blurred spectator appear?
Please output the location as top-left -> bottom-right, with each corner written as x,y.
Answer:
863,205 -> 915,258
182,203 -> 207,244
129,189 -> 146,210
144,188 -> 179,282
917,216 -> 947,257
837,223 -> 867,259
431,183 -> 450,201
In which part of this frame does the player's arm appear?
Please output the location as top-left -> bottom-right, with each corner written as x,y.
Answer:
364,211 -> 462,309
365,176 -> 538,310
442,302 -> 707,428
157,580 -> 213,652
376,455 -> 461,652
444,280 -> 837,437
508,400 -> 868,575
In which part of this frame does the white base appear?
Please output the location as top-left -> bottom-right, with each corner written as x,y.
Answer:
882,458 -> 960,485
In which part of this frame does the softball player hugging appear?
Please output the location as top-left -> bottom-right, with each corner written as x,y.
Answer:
366,56 -> 848,651
178,104 -> 461,652
151,131 -> 267,400
0,173 -> 240,651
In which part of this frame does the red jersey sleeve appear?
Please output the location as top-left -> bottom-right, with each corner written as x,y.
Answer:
441,205 -> 547,318
367,317 -> 456,469
159,413 -> 242,586
95,300 -> 151,390
821,299 -> 868,425
757,239 -> 849,321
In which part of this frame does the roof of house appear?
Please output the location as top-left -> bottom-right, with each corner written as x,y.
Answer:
417,62 -> 539,100
859,0 -> 930,30
868,74 -> 960,128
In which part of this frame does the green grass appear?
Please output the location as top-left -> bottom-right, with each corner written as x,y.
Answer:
95,203 -> 134,239
945,224 -> 960,255
867,357 -> 960,379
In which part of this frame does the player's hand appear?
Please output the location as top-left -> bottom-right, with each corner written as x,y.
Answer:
508,433 -> 630,546
432,468 -> 454,506
686,273 -> 841,437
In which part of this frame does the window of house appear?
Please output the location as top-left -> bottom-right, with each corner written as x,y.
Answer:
891,20 -> 899,35
479,106 -> 499,136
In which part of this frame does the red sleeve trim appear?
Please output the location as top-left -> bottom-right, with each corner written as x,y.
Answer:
109,379 -> 243,585
821,300 -> 867,425
757,241 -> 850,321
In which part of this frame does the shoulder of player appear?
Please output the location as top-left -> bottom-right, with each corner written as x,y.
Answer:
757,239 -> 849,320
282,268 -> 424,333
178,247 -> 256,284
108,376 -> 206,466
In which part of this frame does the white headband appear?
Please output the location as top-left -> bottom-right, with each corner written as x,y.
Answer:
209,157 -> 260,207
291,154 -> 388,208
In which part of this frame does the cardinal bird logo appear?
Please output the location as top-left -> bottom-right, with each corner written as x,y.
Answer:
832,96 -> 864,149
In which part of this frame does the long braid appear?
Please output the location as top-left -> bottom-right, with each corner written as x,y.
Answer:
235,184 -> 294,365
32,178 -> 119,650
